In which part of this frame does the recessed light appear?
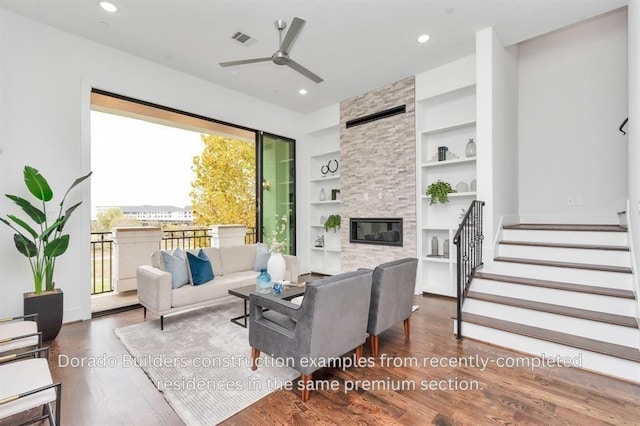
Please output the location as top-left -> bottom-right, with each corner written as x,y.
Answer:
298,89 -> 308,95
99,2 -> 118,13
417,34 -> 431,43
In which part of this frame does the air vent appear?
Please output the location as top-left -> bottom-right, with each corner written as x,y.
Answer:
231,30 -> 257,47
345,105 -> 406,129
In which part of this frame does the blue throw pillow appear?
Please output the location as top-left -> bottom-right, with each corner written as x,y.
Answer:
186,249 -> 215,285
253,242 -> 270,272
162,248 -> 189,289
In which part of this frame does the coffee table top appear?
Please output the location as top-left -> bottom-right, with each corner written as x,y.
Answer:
228,284 -> 305,301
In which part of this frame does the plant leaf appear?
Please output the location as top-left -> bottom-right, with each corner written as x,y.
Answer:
40,218 -> 64,242
5,194 -> 46,224
56,201 -> 82,232
59,171 -> 92,207
7,215 -> 38,239
23,166 -> 53,202
13,234 -> 37,257
44,234 -> 69,257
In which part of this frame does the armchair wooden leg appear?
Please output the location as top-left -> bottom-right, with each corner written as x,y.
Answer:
355,344 -> 363,360
143,307 -> 147,320
404,318 -> 410,336
251,347 -> 260,371
300,373 -> 312,402
370,335 -> 379,357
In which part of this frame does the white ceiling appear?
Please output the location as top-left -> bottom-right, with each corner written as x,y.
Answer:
0,0 -> 627,114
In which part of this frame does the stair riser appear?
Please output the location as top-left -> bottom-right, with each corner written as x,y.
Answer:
455,321 -> 640,383
463,299 -> 639,346
482,261 -> 633,290
471,279 -> 637,316
498,245 -> 630,268
502,229 -> 628,246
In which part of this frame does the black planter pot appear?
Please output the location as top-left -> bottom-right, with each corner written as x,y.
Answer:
24,288 -> 63,341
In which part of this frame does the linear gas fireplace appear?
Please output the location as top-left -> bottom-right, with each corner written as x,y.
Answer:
350,218 -> 403,247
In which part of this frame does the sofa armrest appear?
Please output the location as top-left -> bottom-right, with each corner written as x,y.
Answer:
283,254 -> 300,283
136,266 -> 172,315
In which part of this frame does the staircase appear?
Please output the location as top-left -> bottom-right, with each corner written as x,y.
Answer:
457,223 -> 640,382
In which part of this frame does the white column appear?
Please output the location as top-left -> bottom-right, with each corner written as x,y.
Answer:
210,225 -> 247,247
112,227 -> 163,293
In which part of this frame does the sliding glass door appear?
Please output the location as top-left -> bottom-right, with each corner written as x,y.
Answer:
258,132 -> 296,254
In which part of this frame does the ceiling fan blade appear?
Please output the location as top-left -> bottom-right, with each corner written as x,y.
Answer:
280,17 -> 305,54
219,57 -> 271,67
287,60 -> 324,83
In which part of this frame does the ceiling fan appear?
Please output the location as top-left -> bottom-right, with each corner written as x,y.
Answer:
219,17 -> 323,84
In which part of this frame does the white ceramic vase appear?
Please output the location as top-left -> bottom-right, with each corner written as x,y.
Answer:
267,252 -> 286,282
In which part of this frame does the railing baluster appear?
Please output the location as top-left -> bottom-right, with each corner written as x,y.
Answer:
453,200 -> 485,339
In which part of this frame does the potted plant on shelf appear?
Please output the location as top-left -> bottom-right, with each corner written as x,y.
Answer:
1,166 -> 92,341
426,180 -> 456,205
323,214 -> 341,251
324,214 -> 341,232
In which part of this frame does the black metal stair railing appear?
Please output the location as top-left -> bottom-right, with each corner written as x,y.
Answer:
453,200 -> 485,339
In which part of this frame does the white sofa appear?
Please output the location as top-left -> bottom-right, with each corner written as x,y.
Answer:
136,244 -> 299,329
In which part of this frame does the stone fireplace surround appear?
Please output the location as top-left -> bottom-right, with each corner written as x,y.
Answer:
339,77 -> 417,271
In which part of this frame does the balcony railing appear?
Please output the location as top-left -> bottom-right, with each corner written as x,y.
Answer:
91,232 -> 114,295
90,227 -> 257,295
160,228 -> 211,250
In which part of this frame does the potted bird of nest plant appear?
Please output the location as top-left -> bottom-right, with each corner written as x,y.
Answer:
1,166 -> 91,341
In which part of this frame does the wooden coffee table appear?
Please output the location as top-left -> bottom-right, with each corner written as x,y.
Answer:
228,284 -> 305,328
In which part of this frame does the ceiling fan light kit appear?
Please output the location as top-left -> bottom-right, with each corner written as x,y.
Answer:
219,17 -> 324,83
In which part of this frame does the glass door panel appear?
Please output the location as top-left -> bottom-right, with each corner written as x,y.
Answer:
260,133 -> 295,254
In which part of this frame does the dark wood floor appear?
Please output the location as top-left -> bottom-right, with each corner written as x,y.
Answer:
12,290 -> 640,425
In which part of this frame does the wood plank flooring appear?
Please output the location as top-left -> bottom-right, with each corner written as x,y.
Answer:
7,291 -> 640,425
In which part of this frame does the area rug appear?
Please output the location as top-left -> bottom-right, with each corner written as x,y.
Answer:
114,297 -> 298,425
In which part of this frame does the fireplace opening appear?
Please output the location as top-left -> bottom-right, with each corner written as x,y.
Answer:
350,218 -> 403,246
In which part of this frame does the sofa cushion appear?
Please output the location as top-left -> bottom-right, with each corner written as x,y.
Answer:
161,248 -> 190,289
151,250 -> 164,270
171,276 -> 239,308
220,244 -> 257,274
186,249 -> 215,285
200,247 -> 223,276
253,242 -> 270,272
224,270 -> 262,287
182,247 -> 222,284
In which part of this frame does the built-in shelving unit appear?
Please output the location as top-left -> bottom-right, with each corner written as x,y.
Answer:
308,148 -> 341,275
416,75 -> 477,297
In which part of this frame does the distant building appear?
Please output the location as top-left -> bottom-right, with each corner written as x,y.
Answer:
95,205 -> 193,223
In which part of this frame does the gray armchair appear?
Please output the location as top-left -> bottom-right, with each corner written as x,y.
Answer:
249,269 -> 373,401
367,258 -> 418,356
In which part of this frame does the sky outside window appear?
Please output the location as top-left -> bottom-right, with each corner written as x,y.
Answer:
90,110 -> 203,213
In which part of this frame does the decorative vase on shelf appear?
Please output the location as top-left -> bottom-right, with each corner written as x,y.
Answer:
267,252 -> 286,282
465,138 -> 476,157
470,179 -> 477,192
431,236 -> 439,256
443,239 -> 450,259
319,188 -> 326,202
256,268 -> 272,294
456,181 -> 469,193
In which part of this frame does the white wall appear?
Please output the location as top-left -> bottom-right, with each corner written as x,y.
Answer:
0,10 -> 304,321
518,9 -> 628,221
476,28 -> 520,256
627,1 -> 640,314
